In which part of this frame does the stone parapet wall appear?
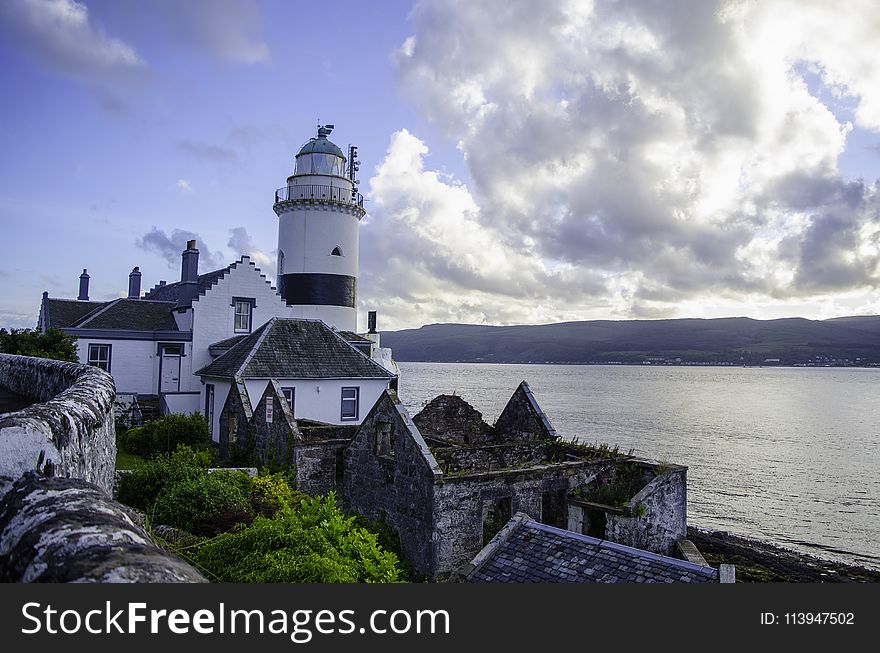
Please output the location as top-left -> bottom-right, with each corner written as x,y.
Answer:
0,354 -> 116,494
0,473 -> 206,583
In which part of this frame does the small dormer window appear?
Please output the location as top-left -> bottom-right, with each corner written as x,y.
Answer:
330,246 -> 343,257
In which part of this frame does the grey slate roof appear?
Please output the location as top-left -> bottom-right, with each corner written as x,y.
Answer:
467,514 -> 718,584
338,331 -> 370,343
209,335 -> 247,350
43,299 -> 107,329
70,298 -> 179,331
196,318 -> 395,380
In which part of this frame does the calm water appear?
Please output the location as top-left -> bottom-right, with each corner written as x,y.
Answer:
397,362 -> 880,569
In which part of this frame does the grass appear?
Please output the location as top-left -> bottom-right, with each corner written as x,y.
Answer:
116,446 -> 145,470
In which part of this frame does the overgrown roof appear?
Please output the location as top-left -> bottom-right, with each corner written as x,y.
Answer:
467,514 -> 718,584
196,318 -> 395,380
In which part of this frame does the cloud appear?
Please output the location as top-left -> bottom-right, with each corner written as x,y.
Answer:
150,0 -> 269,64
378,0 -> 880,325
1,0 -> 145,80
177,140 -> 238,163
175,179 -> 193,193
136,228 -> 225,271
227,227 -> 275,276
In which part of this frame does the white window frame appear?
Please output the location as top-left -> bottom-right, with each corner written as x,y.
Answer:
341,386 -> 359,421
88,344 -> 111,372
266,396 -> 274,423
282,387 -> 295,415
234,300 -> 252,333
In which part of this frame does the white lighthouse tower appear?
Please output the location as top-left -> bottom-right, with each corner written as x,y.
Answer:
274,125 -> 363,332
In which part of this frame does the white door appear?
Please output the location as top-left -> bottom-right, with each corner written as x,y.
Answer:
160,354 -> 180,392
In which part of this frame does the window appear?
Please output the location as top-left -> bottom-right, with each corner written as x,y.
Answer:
340,386 -> 359,420
375,421 -> 393,458
205,384 -> 215,437
330,246 -> 343,256
282,387 -> 295,415
88,344 -> 111,372
266,396 -> 274,423
278,250 -> 285,274
233,298 -> 253,332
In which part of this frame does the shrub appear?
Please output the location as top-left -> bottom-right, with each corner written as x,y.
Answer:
119,414 -> 213,459
152,473 -> 252,536
116,446 -> 204,511
249,472 -> 296,517
0,327 -> 78,361
192,493 -> 402,583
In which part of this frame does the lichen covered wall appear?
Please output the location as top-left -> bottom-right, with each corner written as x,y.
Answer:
0,354 -> 116,493
344,392 -> 441,579
432,462 -> 604,578
294,440 -> 349,497
604,466 -> 688,555
0,473 -> 206,582
413,394 -> 494,445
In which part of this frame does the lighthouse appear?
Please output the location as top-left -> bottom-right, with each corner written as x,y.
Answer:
274,125 -> 364,332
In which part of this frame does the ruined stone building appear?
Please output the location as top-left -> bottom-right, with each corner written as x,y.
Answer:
343,382 -> 693,581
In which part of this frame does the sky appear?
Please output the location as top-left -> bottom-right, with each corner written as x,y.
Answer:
1,0 -> 879,331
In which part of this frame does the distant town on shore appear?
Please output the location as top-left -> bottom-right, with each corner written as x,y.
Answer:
382,315 -> 880,367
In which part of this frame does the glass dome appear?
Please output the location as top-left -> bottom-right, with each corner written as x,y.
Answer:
294,125 -> 346,176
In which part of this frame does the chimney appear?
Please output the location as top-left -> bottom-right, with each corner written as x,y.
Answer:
78,269 -> 90,301
368,310 -> 377,334
181,240 -> 199,284
128,266 -> 142,299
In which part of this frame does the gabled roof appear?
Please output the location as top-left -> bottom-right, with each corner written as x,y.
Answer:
42,298 -> 107,329
196,318 -> 395,380
466,514 -> 719,584
69,298 -> 179,331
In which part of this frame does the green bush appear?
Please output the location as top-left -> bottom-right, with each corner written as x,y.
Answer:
249,472 -> 297,517
116,446 -> 204,511
152,473 -> 251,535
119,414 -> 213,459
192,493 -> 402,583
0,327 -> 78,361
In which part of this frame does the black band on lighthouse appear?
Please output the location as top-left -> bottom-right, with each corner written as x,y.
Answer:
279,273 -> 356,308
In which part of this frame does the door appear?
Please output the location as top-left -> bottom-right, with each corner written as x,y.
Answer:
160,350 -> 181,393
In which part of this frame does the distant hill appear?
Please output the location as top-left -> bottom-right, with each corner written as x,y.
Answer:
381,316 -> 880,365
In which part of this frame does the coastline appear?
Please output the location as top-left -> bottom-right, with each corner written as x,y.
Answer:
688,526 -> 880,583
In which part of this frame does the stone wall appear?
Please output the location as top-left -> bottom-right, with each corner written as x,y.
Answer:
604,466 -> 688,555
218,381 -> 251,460
247,381 -> 298,468
493,381 -> 558,441
413,394 -> 494,445
294,440 -> 349,497
0,473 -> 206,582
0,353 -> 116,493
344,392 -> 441,579
432,442 -> 549,473
431,461 -> 605,578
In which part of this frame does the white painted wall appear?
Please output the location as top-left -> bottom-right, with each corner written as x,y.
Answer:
75,338 -> 157,395
199,379 -> 231,442
188,257 -> 295,393
164,393 -> 200,415
268,378 -> 389,425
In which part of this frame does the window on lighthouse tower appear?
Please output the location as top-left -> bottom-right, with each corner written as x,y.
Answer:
330,246 -> 343,257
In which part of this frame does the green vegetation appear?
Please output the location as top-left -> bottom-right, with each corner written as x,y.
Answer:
118,413 -> 213,459
190,493 -> 401,583
115,448 -> 145,470
117,450 -> 403,583
0,328 -> 78,362
576,463 -> 653,508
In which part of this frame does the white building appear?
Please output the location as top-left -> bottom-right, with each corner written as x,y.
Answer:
37,126 -> 398,437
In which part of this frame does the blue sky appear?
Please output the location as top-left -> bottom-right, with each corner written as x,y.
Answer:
2,0 -> 880,330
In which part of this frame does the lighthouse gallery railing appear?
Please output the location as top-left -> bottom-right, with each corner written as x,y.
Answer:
274,184 -> 364,207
